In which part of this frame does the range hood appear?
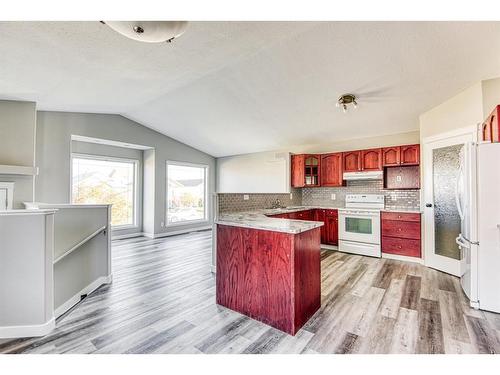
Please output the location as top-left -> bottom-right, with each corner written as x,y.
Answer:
343,171 -> 383,181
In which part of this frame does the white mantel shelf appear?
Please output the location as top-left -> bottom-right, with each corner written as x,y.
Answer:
0,164 -> 38,176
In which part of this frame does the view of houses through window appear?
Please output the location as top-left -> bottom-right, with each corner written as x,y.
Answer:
167,162 -> 207,225
72,155 -> 137,227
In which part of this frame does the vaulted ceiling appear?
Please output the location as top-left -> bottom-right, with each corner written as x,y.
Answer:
1,21 -> 500,157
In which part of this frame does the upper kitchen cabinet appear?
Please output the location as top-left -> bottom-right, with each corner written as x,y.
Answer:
342,150 -> 361,172
382,146 -> 400,166
320,153 -> 343,187
382,144 -> 420,166
343,148 -> 382,172
400,144 -> 420,165
291,154 -> 305,187
291,154 -> 320,187
361,148 -> 382,171
482,105 -> 500,143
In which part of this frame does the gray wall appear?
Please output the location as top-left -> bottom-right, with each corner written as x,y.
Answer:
0,100 -> 37,208
36,111 -> 216,236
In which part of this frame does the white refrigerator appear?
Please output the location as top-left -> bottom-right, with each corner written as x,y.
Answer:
456,142 -> 500,313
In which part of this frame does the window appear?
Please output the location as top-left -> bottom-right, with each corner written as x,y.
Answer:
72,155 -> 137,227
167,162 -> 207,225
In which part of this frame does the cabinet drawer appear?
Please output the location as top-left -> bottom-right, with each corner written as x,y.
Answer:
381,220 -> 420,239
382,236 -> 421,257
381,211 -> 420,222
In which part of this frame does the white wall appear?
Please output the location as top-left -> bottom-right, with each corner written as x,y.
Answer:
0,100 -> 37,208
217,151 -> 290,193
419,82 -> 484,141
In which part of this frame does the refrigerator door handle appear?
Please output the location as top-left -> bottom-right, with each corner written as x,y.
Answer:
455,165 -> 464,221
455,233 -> 470,249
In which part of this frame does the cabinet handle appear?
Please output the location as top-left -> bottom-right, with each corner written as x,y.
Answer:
398,228 -> 402,232
398,245 -> 402,249
398,215 -> 402,219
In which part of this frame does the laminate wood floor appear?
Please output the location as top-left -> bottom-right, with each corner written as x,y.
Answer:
1,230 -> 500,354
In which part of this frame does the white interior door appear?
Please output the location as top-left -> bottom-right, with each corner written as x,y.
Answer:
424,130 -> 475,276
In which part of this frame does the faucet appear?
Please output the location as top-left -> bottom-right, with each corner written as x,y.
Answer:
271,198 -> 282,209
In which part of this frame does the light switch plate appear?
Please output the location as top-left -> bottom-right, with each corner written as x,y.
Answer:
290,193 -> 293,200
243,194 -> 249,200
331,193 -> 336,200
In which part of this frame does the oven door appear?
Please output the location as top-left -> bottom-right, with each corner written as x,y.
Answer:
338,210 -> 380,245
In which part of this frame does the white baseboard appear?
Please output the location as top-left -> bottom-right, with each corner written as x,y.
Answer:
149,226 -> 212,239
382,253 -> 424,264
0,317 -> 55,339
55,274 -> 113,318
112,232 -> 144,240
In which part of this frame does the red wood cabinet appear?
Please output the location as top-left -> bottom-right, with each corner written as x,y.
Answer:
381,211 -> 421,258
384,165 -> 420,189
382,146 -> 400,166
291,154 -> 305,188
400,144 -> 420,165
325,211 -> 338,245
216,224 -> 321,335
482,105 -> 500,143
291,154 -> 320,187
343,150 -> 361,172
320,153 -> 343,187
382,144 -> 420,166
314,209 -> 326,243
361,148 -> 382,171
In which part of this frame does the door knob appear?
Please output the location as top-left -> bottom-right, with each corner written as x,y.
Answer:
425,203 -> 433,208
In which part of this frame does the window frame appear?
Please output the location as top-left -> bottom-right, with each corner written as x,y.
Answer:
166,160 -> 209,227
70,153 -> 139,230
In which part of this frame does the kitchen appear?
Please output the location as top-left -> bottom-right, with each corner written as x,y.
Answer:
1,16 -> 500,365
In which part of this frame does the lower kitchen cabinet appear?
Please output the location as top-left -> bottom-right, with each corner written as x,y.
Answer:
381,211 -> 421,258
269,209 -> 338,246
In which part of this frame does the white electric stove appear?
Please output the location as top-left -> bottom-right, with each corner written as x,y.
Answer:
337,194 -> 384,257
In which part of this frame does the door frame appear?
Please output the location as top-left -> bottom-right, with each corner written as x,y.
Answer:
422,125 -> 477,276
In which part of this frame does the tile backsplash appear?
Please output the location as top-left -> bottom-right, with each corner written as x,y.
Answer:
218,181 -> 420,213
218,189 -> 302,213
302,180 -> 420,210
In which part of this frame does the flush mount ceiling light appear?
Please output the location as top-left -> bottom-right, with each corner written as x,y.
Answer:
104,21 -> 188,43
336,94 -> 358,113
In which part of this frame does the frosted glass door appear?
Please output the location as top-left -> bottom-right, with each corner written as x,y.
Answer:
432,144 -> 463,260
424,131 -> 474,276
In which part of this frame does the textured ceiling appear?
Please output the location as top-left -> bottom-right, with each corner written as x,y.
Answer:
1,21 -> 500,157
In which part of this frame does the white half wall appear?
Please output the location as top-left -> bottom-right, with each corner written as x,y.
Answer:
217,151 -> 291,193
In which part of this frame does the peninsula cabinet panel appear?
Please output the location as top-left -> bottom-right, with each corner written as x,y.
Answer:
216,225 -> 321,335
321,153 -> 344,187
343,150 -> 361,172
361,148 -> 382,171
291,154 -> 305,187
382,146 -> 401,166
400,144 -> 420,165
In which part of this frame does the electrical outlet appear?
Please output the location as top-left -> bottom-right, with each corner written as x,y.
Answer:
396,175 -> 402,182
243,194 -> 249,200
331,193 -> 336,200
290,193 -> 293,200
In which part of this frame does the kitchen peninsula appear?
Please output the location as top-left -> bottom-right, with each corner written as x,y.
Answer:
215,209 -> 323,335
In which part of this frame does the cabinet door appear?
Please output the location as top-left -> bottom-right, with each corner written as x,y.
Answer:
314,209 -> 326,243
400,145 -> 420,165
382,146 -> 400,166
325,215 -> 338,245
361,148 -> 382,171
320,153 -> 343,187
304,155 -> 321,186
291,154 -> 305,187
343,151 -> 361,172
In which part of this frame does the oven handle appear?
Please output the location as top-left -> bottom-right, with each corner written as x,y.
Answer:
338,212 -> 380,218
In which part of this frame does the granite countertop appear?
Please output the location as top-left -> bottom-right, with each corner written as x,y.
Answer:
216,206 -> 325,234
